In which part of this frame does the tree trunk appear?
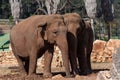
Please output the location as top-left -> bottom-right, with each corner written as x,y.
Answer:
9,0 -> 21,24
45,0 -> 60,14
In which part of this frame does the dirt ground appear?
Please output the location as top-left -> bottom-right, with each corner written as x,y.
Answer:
0,62 -> 112,80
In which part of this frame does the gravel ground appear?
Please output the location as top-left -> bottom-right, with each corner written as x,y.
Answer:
0,62 -> 112,80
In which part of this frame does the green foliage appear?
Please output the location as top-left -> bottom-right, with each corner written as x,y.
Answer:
21,0 -> 37,18
58,0 -> 85,16
0,0 -> 11,19
9,16 -> 13,22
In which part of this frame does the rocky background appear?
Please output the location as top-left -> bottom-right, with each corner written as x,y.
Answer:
91,39 -> 120,63
0,39 -> 120,80
1,39 -> 120,66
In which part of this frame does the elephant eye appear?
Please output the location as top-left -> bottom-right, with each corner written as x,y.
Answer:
53,31 -> 58,34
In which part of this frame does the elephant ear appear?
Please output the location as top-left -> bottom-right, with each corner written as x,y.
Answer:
80,19 -> 85,31
38,21 -> 47,40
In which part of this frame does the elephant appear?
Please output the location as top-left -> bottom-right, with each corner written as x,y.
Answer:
61,13 -> 93,75
44,13 -> 82,77
43,13 -> 93,77
10,14 -> 71,79
77,20 -> 94,75
63,13 -> 93,75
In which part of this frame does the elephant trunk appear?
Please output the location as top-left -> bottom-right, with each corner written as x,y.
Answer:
56,33 -> 71,77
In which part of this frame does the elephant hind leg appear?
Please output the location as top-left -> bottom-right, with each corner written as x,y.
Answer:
13,52 -> 27,76
25,59 -> 29,73
11,42 -> 27,76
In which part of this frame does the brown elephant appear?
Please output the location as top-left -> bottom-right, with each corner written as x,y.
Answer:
10,14 -> 71,79
77,20 -> 93,75
44,13 -> 82,76
43,13 -> 93,77
63,13 -> 93,75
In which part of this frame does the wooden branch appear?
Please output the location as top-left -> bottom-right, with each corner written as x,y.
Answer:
34,8 -> 48,15
68,0 -> 82,8
58,0 -> 68,11
35,0 -> 47,15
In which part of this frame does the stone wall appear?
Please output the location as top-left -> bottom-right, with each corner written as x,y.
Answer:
91,39 -> 120,62
111,48 -> 120,80
96,48 -> 120,80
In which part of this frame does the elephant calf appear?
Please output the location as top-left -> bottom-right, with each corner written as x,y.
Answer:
10,14 -> 71,79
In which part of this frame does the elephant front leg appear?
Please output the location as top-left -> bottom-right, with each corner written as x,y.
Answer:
43,45 -> 54,78
69,43 -> 80,76
68,34 -> 80,76
77,45 -> 88,75
26,49 -> 38,79
78,46 -> 91,75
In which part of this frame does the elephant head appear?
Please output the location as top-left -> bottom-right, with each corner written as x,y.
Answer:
62,13 -> 83,75
41,15 -> 67,44
36,14 -> 71,77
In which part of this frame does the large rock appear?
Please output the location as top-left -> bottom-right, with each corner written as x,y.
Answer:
96,71 -> 112,80
97,48 -> 120,80
91,40 -> 107,62
111,48 -> 120,80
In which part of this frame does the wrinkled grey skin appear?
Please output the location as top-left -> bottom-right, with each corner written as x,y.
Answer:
10,14 -> 71,79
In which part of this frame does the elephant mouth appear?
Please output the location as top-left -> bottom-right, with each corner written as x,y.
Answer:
46,40 -> 56,45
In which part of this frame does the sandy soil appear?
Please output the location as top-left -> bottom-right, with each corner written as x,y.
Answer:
0,62 -> 112,80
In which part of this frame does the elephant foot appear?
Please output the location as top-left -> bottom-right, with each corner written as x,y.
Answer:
20,70 -> 27,77
65,75 -> 72,78
25,74 -> 41,80
80,70 -> 92,76
74,68 -> 80,75
43,72 -> 52,78
71,68 -> 80,76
